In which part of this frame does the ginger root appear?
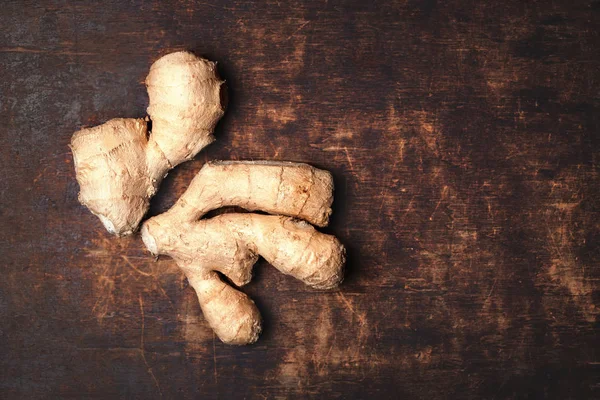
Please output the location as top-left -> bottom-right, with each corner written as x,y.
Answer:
70,51 -> 224,235
141,161 -> 345,344
70,51 -> 346,345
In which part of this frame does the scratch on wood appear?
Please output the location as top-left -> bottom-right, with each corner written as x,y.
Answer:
287,21 -> 310,40
0,46 -> 95,56
485,278 -> 497,302
122,255 -> 152,277
121,255 -> 175,310
429,185 -> 449,221
336,292 -> 366,326
139,294 -> 163,397
213,333 -> 218,385
378,157 -> 399,214
343,146 -> 363,190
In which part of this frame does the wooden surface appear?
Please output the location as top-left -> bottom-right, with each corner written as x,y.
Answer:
1,1 -> 599,398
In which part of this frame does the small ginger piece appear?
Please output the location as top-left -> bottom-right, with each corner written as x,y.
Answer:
141,161 -> 345,345
70,51 -> 224,236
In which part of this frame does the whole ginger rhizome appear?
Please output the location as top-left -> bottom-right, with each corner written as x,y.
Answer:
70,51 -> 345,344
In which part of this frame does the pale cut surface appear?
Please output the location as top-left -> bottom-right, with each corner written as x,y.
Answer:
70,51 -> 225,235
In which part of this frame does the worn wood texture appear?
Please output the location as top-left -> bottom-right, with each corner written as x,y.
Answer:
1,0 -> 599,398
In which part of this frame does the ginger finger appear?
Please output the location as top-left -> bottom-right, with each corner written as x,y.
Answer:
156,161 -> 334,227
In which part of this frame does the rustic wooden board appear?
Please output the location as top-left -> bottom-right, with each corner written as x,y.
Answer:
1,0 -> 599,398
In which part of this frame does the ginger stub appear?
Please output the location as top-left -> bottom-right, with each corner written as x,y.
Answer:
70,51 -> 225,236
141,161 -> 345,345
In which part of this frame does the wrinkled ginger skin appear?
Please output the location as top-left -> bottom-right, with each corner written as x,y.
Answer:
146,51 -> 225,166
70,51 -> 225,236
140,162 -> 345,345
164,160 -> 335,227
141,214 -> 345,345
70,118 -> 161,236
143,214 -> 345,289
190,272 -> 262,345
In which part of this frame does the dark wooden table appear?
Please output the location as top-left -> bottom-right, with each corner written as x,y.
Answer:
1,1 -> 599,398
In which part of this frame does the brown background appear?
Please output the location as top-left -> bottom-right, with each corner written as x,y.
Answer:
1,0 -> 599,398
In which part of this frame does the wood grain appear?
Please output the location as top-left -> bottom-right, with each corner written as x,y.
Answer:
1,0 -> 599,398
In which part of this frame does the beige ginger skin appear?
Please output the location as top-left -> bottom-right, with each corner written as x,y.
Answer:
141,161 -> 345,345
70,51 -> 224,235
70,51 -> 345,345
